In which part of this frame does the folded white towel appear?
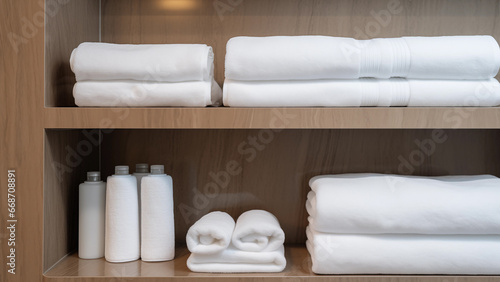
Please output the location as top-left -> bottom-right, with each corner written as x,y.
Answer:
307,173 -> 500,234
223,78 -> 500,107
73,80 -> 222,107
187,245 -> 286,273
186,211 -> 235,254
306,226 -> 500,274
232,210 -> 285,252
70,42 -> 214,82
225,36 -> 500,80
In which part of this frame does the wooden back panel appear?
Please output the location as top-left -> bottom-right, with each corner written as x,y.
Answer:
102,0 -> 500,86
99,129 -> 500,243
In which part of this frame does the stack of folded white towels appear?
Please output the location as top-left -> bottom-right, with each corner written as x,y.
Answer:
186,210 -> 286,273
224,36 -> 500,107
70,42 -> 221,107
306,173 -> 500,274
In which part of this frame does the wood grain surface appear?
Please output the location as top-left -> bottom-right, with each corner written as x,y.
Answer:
1,0 -> 500,281
43,107 -> 500,129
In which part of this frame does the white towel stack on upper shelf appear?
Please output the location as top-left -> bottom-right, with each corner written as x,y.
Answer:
224,36 -> 500,107
186,210 -> 286,273
70,42 -> 222,107
305,173 -> 500,274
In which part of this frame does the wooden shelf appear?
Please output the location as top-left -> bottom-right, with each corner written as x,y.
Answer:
43,107 -> 500,129
43,245 -> 500,282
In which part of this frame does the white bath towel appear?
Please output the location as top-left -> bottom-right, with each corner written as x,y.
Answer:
232,210 -> 285,252
223,78 -> 500,107
307,173 -> 500,234
225,36 -> 500,80
187,245 -> 286,273
105,175 -> 140,263
306,227 -> 500,274
186,211 -> 235,254
141,175 -> 175,262
74,79 -> 222,107
70,42 -> 214,82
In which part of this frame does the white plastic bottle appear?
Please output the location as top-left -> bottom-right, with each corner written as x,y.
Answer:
133,163 -> 149,239
141,165 -> 175,261
105,165 -> 140,263
79,171 -> 106,259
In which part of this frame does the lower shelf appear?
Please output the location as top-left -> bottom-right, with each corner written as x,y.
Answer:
43,245 -> 500,281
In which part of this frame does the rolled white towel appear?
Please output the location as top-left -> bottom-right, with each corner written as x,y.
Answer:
222,78 -> 500,107
187,245 -> 286,273
232,210 -> 285,252
70,42 -> 214,82
306,226 -> 500,275
307,173 -> 500,234
73,79 -> 222,107
186,211 -> 235,254
225,35 -> 500,80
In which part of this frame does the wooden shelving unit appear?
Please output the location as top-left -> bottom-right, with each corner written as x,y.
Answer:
2,0 -> 500,282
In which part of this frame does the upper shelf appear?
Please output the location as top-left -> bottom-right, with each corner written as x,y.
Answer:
43,107 -> 500,129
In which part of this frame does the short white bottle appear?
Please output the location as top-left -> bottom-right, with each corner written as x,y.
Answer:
105,165 -> 140,263
141,165 -> 175,261
79,171 -> 106,259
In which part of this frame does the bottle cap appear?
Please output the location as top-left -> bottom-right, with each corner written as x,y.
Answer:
115,166 -> 129,175
150,165 -> 164,175
87,171 -> 101,182
135,163 -> 149,173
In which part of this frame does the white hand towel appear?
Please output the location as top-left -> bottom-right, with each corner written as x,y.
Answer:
306,226 -> 500,274
232,210 -> 285,252
141,175 -> 175,262
105,175 -> 140,263
186,211 -> 235,254
70,42 -> 214,82
307,173 -> 500,234
222,78 -> 500,107
187,245 -> 286,273
225,35 -> 500,80
73,79 -> 222,107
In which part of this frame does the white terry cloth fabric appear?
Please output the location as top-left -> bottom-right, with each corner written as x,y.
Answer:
74,79 -> 222,107
222,78 -> 500,107
232,210 -> 285,252
141,175 -> 175,262
225,35 -> 500,80
187,245 -> 286,273
307,173 -> 500,234
186,211 -> 235,254
70,42 -> 214,82
306,227 -> 500,275
105,175 -> 140,263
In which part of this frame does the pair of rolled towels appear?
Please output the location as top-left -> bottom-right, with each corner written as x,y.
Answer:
70,43 -> 222,107
186,210 -> 286,273
306,173 -> 500,274
224,35 -> 500,107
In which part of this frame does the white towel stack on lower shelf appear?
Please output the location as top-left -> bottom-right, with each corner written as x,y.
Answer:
224,36 -> 500,107
186,210 -> 286,273
305,173 -> 500,274
70,42 -> 222,107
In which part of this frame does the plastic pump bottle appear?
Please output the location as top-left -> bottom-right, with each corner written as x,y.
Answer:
141,165 -> 175,261
105,165 -> 140,262
79,171 -> 106,259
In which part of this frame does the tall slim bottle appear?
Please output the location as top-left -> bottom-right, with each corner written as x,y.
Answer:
105,165 -> 140,262
141,165 -> 175,261
133,163 -> 149,240
79,171 -> 106,259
